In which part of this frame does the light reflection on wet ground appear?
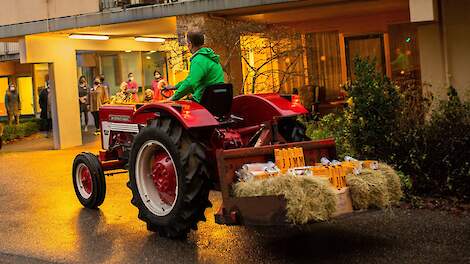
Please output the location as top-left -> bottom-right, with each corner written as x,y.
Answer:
0,142 -> 469,263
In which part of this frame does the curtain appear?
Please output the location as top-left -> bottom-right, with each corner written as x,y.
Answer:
346,35 -> 384,79
305,32 -> 342,101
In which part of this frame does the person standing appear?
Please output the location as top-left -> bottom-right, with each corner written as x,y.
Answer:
39,82 -> 49,131
151,70 -> 171,101
89,77 -> 109,135
78,75 -> 90,132
126,73 -> 139,103
99,74 -> 110,98
4,83 -> 21,125
0,123 -> 3,149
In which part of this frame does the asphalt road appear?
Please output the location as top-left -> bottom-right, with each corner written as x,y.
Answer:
0,140 -> 469,264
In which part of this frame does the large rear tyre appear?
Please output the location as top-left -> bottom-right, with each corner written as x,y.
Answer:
278,118 -> 310,142
128,118 -> 211,239
72,152 -> 106,209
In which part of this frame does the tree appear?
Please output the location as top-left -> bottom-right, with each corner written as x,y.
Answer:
175,15 -> 307,95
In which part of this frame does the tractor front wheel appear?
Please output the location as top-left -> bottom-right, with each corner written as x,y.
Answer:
128,118 -> 211,239
72,152 -> 106,209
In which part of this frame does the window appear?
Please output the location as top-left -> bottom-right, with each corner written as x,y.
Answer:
0,77 -> 8,116
345,34 -> 386,79
77,51 -> 169,98
17,77 -> 34,115
388,23 -> 421,83
305,31 -> 342,101
240,34 -> 305,94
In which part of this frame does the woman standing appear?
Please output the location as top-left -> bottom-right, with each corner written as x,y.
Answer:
89,77 -> 109,135
151,70 -> 172,101
78,75 -> 89,132
126,72 -> 139,103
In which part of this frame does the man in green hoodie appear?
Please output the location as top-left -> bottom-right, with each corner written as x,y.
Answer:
169,31 -> 225,103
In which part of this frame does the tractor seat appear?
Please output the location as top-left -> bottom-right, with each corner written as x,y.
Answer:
199,83 -> 234,121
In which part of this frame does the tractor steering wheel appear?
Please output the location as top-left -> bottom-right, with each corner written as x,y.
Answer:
161,85 -> 177,99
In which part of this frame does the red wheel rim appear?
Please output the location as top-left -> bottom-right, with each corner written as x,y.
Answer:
151,151 -> 177,205
80,166 -> 92,195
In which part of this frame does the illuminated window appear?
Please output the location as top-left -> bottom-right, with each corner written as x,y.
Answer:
388,23 -> 421,83
305,31 -> 342,101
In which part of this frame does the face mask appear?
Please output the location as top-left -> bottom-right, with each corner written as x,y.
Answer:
155,74 -> 161,79
129,77 -> 134,82
9,87 -> 15,92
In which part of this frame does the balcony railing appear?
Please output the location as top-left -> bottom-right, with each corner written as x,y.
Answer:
100,0 -> 194,10
0,42 -> 19,55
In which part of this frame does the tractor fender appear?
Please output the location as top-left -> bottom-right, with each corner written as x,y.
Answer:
231,93 -> 308,126
132,101 -> 219,129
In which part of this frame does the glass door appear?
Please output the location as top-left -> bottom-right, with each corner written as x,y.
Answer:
345,34 -> 386,79
17,77 -> 34,115
0,77 -> 8,116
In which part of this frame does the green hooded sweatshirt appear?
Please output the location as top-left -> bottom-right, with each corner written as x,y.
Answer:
173,47 -> 225,102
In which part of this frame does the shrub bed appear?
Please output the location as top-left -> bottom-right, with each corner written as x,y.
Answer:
1,119 -> 41,143
305,58 -> 470,200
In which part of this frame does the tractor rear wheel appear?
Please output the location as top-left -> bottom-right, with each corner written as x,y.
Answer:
278,118 -> 310,142
128,117 -> 211,239
72,152 -> 106,209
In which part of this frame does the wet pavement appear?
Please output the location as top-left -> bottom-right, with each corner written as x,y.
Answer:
0,138 -> 469,263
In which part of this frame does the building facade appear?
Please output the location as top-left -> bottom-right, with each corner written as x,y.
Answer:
0,0 -> 468,149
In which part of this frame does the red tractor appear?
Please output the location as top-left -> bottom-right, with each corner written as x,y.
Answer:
72,84 -> 337,238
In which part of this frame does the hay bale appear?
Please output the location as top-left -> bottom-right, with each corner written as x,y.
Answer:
345,174 -> 370,210
232,174 -> 337,224
378,163 -> 403,205
359,169 -> 390,208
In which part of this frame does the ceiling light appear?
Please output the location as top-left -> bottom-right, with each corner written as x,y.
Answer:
125,50 -> 132,53
135,37 -> 165,43
146,56 -> 151,60
69,34 -> 109,40
149,50 -> 156,53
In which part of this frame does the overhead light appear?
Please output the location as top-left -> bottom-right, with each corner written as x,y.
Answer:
125,50 -> 132,53
149,50 -> 156,53
135,37 -> 165,43
146,56 -> 151,60
69,34 -> 109,40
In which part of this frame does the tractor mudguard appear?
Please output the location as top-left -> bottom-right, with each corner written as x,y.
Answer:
132,101 -> 219,129
231,93 -> 308,127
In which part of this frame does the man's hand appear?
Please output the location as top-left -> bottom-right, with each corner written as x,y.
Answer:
164,85 -> 177,90
161,96 -> 175,103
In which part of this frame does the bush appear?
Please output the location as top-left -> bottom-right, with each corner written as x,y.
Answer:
305,113 -> 355,159
413,88 -> 470,198
307,58 -> 470,200
344,58 -> 401,160
1,119 -> 41,143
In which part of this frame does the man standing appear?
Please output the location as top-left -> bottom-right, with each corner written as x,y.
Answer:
4,83 -> 21,125
169,31 -> 225,103
39,81 -> 49,131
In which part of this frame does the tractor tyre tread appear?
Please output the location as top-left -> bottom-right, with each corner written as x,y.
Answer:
72,152 -> 106,209
128,117 -> 210,239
